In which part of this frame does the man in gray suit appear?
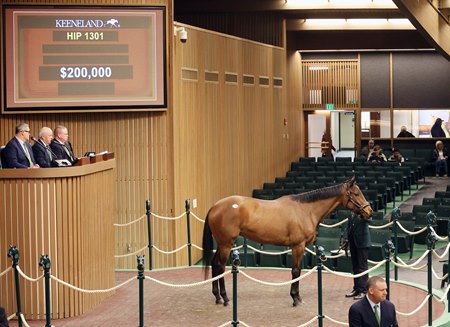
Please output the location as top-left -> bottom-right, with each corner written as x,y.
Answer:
349,276 -> 398,327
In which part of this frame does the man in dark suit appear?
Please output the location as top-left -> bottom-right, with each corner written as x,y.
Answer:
349,276 -> 398,327
50,125 -> 77,165
1,123 -> 39,169
32,127 -> 55,168
343,212 -> 371,299
0,306 -> 9,327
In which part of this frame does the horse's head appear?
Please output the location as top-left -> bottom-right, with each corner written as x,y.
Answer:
342,176 -> 373,219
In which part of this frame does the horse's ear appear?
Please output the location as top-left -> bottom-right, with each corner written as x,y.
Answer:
348,175 -> 356,187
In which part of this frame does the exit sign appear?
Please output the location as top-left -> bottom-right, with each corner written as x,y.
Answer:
326,103 -> 334,110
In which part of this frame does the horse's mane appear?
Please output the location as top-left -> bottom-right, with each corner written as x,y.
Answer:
290,183 -> 344,203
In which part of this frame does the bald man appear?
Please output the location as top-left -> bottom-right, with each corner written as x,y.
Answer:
32,127 -> 55,168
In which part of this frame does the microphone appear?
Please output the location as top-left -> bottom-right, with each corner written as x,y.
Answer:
31,136 -> 58,159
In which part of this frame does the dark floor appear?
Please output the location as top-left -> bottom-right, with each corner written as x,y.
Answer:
7,177 -> 450,327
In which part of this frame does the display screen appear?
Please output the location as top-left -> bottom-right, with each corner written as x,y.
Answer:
2,6 -> 167,112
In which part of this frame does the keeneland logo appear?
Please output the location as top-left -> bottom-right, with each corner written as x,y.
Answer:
55,18 -> 120,28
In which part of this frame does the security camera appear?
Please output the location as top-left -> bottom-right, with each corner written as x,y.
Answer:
174,26 -> 187,44
179,29 -> 188,43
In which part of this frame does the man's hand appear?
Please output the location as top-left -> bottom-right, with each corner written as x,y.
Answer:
340,239 -> 349,257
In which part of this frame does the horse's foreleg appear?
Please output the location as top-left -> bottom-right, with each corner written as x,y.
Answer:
290,245 -> 305,307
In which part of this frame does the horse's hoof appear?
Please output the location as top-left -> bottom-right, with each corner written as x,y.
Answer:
215,299 -> 223,305
292,297 -> 303,307
223,301 -> 229,307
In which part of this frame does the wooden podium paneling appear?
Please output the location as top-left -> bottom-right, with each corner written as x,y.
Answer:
0,158 -> 116,319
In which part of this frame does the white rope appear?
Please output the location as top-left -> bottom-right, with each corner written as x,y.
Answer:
319,218 -> 348,228
368,259 -> 385,265
153,244 -> 187,255
431,266 -> 448,280
257,248 -> 291,255
430,226 -> 449,241
151,212 -> 185,220
7,313 -> 15,321
50,275 -> 136,293
433,283 -> 450,302
0,266 -> 12,278
247,244 -> 261,252
305,247 -> 315,255
396,222 -> 427,236
324,251 -> 346,259
145,270 -> 231,288
114,245 -> 148,258
113,214 -> 147,227
323,259 -> 386,278
368,221 -> 393,229
393,251 -> 430,268
323,315 -> 349,326
238,267 -> 318,287
432,242 -> 450,259
190,212 -> 206,223
16,266 -> 44,283
396,294 -> 430,316
217,321 -> 233,327
19,313 -> 30,327
296,315 -> 318,327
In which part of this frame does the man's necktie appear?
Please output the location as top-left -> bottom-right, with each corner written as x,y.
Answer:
374,304 -> 380,326
63,144 -> 74,161
22,143 -> 33,168
46,145 -> 52,160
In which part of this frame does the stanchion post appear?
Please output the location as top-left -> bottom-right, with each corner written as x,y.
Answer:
231,250 -> 241,327
7,246 -> 22,327
391,207 -> 400,281
137,255 -> 145,327
243,237 -> 248,267
39,255 -> 52,327
316,245 -> 325,327
426,211 -> 437,327
185,199 -> 192,267
383,240 -> 394,301
146,199 -> 152,271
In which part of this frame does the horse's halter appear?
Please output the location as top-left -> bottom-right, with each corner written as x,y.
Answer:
345,189 -> 371,216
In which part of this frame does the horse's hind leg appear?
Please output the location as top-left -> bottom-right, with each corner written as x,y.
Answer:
290,245 -> 305,307
211,251 -> 222,304
214,246 -> 231,306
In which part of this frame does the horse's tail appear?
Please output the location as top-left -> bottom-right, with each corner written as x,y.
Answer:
202,210 -> 214,280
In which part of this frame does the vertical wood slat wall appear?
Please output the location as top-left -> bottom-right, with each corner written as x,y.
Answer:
0,0 -> 173,272
171,26 -> 302,264
0,164 -> 116,319
301,60 -> 359,110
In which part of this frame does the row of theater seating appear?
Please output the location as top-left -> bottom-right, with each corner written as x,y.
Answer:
253,157 -> 424,213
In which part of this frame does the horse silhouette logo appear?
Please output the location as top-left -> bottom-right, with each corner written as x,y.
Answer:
105,18 -> 120,28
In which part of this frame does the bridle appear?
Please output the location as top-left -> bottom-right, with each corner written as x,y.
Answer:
345,189 -> 371,214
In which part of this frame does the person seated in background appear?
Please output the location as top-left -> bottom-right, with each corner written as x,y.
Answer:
360,139 -> 375,158
397,126 -> 415,138
32,127 -> 55,168
50,125 -> 77,165
432,140 -> 448,177
1,123 -> 39,168
367,145 -> 386,164
388,148 -> 405,166
431,118 -> 446,138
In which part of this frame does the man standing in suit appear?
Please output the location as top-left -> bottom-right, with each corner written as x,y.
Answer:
0,306 -> 9,327
1,123 -> 39,168
343,212 -> 371,300
32,127 -> 55,168
349,276 -> 398,327
50,125 -> 77,165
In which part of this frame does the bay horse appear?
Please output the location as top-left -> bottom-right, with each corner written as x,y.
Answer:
202,176 -> 372,306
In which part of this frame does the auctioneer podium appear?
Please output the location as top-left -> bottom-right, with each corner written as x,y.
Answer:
0,154 -> 116,320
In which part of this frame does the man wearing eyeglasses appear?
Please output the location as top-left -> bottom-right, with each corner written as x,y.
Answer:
50,125 -> 77,165
1,123 -> 39,168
